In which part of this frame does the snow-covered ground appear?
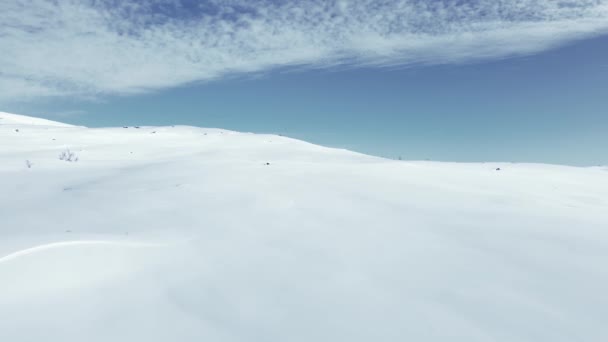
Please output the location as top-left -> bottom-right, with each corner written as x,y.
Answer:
1,111 -> 607,341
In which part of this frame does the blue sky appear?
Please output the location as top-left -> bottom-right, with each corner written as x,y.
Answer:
2,0 -> 608,165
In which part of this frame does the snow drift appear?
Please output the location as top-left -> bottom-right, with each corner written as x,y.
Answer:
1,112 -> 607,341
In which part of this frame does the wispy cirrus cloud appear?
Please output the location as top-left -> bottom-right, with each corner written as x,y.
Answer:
1,0 -> 608,102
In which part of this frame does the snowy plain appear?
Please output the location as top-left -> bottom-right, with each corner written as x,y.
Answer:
1,111 -> 607,341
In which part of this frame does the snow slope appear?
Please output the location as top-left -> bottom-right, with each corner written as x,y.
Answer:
1,112 -> 607,341
0,111 -> 74,127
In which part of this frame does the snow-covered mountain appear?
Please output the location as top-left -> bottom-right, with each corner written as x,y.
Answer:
1,112 -> 607,342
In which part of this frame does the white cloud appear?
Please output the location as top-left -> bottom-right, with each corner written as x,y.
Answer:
1,0 -> 607,102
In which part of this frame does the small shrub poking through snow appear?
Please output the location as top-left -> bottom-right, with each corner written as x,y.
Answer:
59,149 -> 79,162
25,160 -> 32,168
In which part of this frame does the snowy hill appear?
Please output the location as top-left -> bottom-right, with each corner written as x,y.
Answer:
0,111 -> 74,127
1,112 -> 607,342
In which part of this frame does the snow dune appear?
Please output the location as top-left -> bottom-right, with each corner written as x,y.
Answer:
1,112 -> 607,341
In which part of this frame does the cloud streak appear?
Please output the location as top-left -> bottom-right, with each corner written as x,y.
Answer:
1,0 -> 608,101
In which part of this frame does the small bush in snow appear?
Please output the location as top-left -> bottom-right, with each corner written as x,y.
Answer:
59,149 -> 79,162
25,160 -> 32,168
